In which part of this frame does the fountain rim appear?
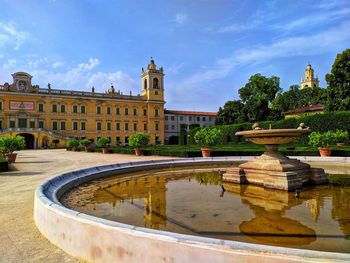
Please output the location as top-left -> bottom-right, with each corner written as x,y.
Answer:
236,128 -> 311,138
33,157 -> 350,262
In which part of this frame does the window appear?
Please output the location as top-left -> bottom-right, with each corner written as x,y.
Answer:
97,106 -> 101,114
124,136 -> 129,144
133,123 -> 137,131
107,122 -> 111,131
116,123 -> 120,131
9,120 -> 15,128
189,116 -> 192,121
73,105 -> 78,113
81,105 -> 86,114
203,117 -> 206,121
171,125 -> 175,130
38,103 -> 44,112
52,121 -> 58,131
0,101 -> 2,111
52,104 -> 57,113
125,108 -> 129,115
144,79 -> 147,89
73,121 -> 78,131
180,116 -> 183,121
155,136 -> 160,144
81,122 -> 86,131
155,109 -> 159,117
165,125 -> 169,130
209,117 -> 212,121
165,116 -> 168,120
38,121 -> 44,129
30,121 -> 35,128
171,116 -> 175,121
143,109 -> 147,116
0,120 -> 2,130
107,107 -> 111,115
144,123 -> 147,131
153,78 -> 159,89
116,107 -> 120,115
133,108 -> 137,116
116,136 -> 121,144
197,117 -> 200,121
97,122 -> 102,131
61,121 -> 66,130
125,123 -> 129,131
155,123 -> 159,131
61,105 -> 66,113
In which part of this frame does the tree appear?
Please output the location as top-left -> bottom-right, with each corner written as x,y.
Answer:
216,100 -> 245,125
239,74 -> 281,122
325,49 -> 350,111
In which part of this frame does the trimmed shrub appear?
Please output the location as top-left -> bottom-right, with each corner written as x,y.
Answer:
129,132 -> 150,148
0,136 -> 26,155
96,137 -> 110,148
194,127 -> 223,148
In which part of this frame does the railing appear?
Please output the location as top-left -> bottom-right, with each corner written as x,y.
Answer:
0,128 -> 70,139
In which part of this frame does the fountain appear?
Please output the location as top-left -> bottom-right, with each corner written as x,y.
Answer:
223,123 -> 328,191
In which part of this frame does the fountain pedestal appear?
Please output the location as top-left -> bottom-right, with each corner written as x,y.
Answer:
223,129 -> 328,191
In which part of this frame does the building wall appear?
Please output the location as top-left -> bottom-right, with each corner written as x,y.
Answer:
164,112 -> 216,143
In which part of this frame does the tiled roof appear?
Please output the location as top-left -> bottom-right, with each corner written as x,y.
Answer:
284,104 -> 324,115
165,109 -> 217,116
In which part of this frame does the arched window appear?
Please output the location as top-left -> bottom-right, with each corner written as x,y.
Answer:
144,79 -> 147,89
153,78 -> 159,89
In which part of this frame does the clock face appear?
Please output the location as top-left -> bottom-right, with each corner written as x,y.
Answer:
17,80 -> 28,91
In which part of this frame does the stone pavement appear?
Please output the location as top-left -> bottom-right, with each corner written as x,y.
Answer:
0,149 -> 171,263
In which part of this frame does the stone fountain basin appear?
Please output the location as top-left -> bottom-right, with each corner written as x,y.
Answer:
235,129 -> 310,145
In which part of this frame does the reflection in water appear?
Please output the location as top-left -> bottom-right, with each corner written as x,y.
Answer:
61,169 -> 350,253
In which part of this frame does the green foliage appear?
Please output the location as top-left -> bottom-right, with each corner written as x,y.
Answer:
96,137 -> 110,148
333,130 -> 349,143
308,131 -> 337,148
79,139 -> 91,147
0,136 -> 26,155
179,124 -> 188,145
217,100 -> 245,125
129,132 -> 150,148
194,127 -> 223,147
67,139 -> 80,148
325,49 -> 350,111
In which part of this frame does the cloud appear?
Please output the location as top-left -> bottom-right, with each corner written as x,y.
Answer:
174,13 -> 187,24
218,23 -> 255,33
0,22 -> 29,50
52,61 -> 64,68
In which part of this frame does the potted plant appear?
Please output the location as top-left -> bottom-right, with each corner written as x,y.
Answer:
67,139 -> 80,151
194,127 -> 223,157
79,139 -> 92,152
334,130 -> 349,147
97,137 -> 110,154
308,131 -> 337,157
129,132 -> 150,156
0,136 -> 26,163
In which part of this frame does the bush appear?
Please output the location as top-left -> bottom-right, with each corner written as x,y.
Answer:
67,139 -> 80,148
0,136 -> 26,155
0,156 -> 8,172
194,127 -> 223,148
129,132 -> 150,148
308,131 -> 337,148
96,137 -> 110,148
333,130 -> 349,144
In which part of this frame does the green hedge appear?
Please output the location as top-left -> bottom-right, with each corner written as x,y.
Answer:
190,111 -> 350,145
0,156 -> 8,172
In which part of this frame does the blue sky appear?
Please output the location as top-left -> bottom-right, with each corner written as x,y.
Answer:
0,0 -> 349,111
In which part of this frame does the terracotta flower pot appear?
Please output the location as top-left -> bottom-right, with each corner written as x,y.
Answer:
319,147 -> 332,157
135,148 -> 142,156
4,153 -> 17,163
201,148 -> 212,158
102,147 -> 109,154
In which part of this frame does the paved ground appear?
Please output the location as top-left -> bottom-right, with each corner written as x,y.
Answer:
0,149 -> 171,263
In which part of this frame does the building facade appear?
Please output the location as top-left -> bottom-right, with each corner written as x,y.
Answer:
301,63 -> 319,89
164,110 -> 217,144
0,59 -> 165,148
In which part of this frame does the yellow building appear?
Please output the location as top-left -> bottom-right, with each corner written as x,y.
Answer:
0,59 -> 165,148
300,63 -> 319,89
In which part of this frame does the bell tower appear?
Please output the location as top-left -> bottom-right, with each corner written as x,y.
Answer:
301,63 -> 319,89
141,58 -> 164,101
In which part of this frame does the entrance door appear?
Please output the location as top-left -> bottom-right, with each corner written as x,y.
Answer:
18,119 -> 27,128
17,133 -> 35,149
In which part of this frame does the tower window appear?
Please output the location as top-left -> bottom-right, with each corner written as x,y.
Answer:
155,109 -> 159,117
153,78 -> 159,89
144,79 -> 147,89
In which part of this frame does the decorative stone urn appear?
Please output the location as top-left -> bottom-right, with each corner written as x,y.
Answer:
223,123 -> 328,191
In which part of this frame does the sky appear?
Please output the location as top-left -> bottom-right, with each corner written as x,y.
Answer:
0,0 -> 349,112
